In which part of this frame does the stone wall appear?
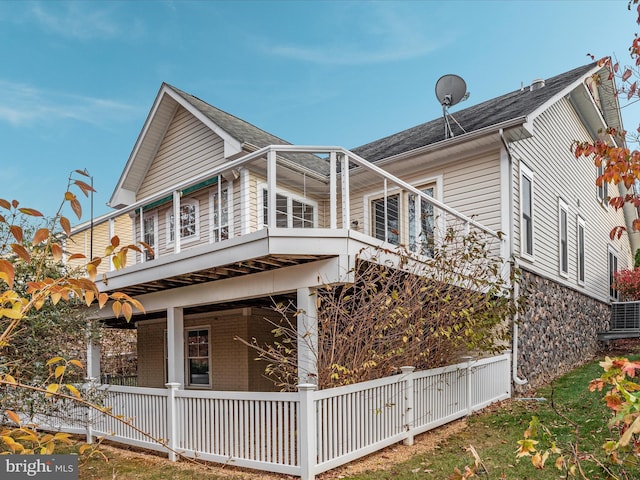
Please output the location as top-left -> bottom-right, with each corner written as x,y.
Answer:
516,269 -> 610,391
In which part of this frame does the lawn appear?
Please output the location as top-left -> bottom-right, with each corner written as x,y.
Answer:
75,349 -> 639,480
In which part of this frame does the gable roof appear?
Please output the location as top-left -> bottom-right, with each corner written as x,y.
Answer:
351,62 -> 609,162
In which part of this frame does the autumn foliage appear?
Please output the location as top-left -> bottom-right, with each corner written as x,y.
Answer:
613,267 -> 640,300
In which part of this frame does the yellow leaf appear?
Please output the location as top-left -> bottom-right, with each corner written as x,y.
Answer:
66,384 -> 81,398
85,290 -> 95,307
0,259 -> 15,288
86,263 -> 97,281
3,374 -> 17,385
619,414 -> 640,446
54,365 -> 65,379
51,292 -> 62,305
45,384 -> 59,397
0,308 -> 23,320
69,359 -> 83,369
122,302 -> 133,321
5,410 -> 21,425
98,293 -> 109,309
46,356 -> 63,366
112,301 -> 122,318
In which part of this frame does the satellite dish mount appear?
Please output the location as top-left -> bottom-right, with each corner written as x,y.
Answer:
435,74 -> 469,139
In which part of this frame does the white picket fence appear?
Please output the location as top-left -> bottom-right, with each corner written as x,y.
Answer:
40,353 -> 511,479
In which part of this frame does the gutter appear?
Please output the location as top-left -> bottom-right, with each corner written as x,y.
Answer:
500,128 -> 528,386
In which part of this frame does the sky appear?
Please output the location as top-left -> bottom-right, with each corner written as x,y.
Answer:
1,0 -> 639,220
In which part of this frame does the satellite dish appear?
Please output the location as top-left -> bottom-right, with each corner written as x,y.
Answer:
435,74 -> 467,107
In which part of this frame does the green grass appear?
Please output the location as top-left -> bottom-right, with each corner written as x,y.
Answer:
72,353 -> 638,479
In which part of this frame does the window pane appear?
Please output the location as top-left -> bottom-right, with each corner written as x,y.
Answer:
522,176 -> 533,255
372,194 -> 399,245
560,208 -> 568,273
578,223 -> 585,283
189,359 -> 209,385
143,216 -> 155,260
409,188 -> 434,256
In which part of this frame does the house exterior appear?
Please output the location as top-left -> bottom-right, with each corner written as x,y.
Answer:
69,61 -> 636,392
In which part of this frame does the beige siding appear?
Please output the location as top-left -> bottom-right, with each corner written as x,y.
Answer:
137,106 -> 226,200
135,308 -> 280,392
509,97 -> 631,302
66,213 -> 134,275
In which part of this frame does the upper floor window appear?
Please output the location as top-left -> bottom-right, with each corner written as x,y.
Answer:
211,183 -> 230,242
558,199 -> 569,277
371,193 -> 400,245
577,216 -> 585,286
167,199 -> 199,245
260,187 -> 316,228
520,164 -> 534,258
408,186 -> 435,256
143,213 -> 157,261
609,246 -> 619,300
597,162 -> 609,207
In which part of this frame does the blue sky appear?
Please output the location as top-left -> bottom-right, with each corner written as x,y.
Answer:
1,0 -> 638,220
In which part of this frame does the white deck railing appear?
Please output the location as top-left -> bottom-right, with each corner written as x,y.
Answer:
37,353 -> 510,479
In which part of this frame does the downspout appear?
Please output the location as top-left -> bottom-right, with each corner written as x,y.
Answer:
500,128 -> 528,386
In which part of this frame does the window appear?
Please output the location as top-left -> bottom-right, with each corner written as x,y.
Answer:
186,328 -> 210,387
609,246 -> 619,300
143,214 -> 157,261
371,193 -> 400,245
520,164 -> 534,258
577,217 -> 585,285
558,199 -> 569,276
597,162 -> 609,206
408,187 -> 435,256
211,183 -> 229,242
261,188 -> 316,228
167,199 -> 199,245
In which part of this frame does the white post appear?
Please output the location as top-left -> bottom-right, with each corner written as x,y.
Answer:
297,287 -> 318,384
461,356 -> 473,415
329,151 -> 337,229
85,326 -> 101,382
341,153 -> 350,229
400,366 -> 415,446
172,191 -> 181,254
298,383 -> 317,480
165,382 -> 180,461
166,307 -> 184,386
267,148 -> 277,228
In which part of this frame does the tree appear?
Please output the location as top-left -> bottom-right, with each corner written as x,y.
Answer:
241,225 -> 523,391
0,170 -> 146,455
573,0 -> 640,239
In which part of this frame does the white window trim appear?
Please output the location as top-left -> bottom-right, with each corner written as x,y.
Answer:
166,198 -> 200,247
597,162 -> 609,209
558,198 -> 569,278
519,163 -> 535,261
142,211 -> 158,262
184,325 -> 212,389
258,183 -> 318,228
209,181 -> 233,243
608,245 -> 620,301
576,216 -> 586,286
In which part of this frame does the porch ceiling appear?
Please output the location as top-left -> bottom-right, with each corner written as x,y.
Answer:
104,253 -> 332,297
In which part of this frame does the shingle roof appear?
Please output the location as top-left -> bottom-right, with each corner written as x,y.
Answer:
351,62 -> 599,162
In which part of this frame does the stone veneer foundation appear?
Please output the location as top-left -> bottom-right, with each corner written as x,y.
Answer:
515,269 -> 610,391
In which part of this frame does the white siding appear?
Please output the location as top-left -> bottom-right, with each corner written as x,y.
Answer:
509,97 -> 631,302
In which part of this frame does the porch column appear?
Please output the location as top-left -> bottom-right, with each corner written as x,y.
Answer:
297,287 -> 318,385
85,327 -> 101,382
166,307 -> 185,386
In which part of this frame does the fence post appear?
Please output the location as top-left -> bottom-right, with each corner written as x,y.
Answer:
461,356 -> 473,415
400,366 -> 415,446
83,377 -> 97,444
165,382 -> 180,461
298,383 -> 317,480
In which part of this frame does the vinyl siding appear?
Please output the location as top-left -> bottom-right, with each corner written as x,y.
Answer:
137,106 -> 226,200
509,97 -> 631,302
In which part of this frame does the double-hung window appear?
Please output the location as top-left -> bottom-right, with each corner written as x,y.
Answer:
597,162 -> 609,206
371,193 -> 400,245
167,199 -> 199,245
558,199 -> 569,277
143,213 -> 157,261
520,164 -> 534,258
408,187 -> 435,256
261,187 -> 316,228
577,217 -> 585,285
211,182 -> 230,242
609,246 -> 619,300
186,328 -> 210,387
